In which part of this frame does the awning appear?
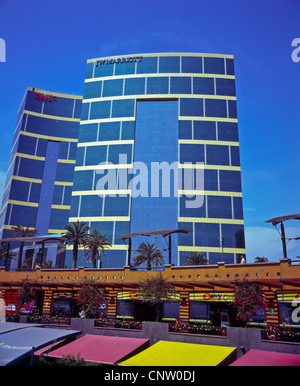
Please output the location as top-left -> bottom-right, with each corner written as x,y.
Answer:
0,326 -> 81,366
0,322 -> 45,335
119,340 -> 236,366
39,334 -> 149,365
230,349 -> 300,366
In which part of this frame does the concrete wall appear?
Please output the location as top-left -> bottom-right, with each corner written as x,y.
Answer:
70,319 -> 300,358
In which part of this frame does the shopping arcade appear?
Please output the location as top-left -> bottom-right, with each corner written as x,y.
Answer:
1,258 -> 300,328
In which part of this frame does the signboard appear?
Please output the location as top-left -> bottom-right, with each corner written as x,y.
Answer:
96,56 -> 143,67
189,293 -> 234,302
277,293 -> 300,303
35,93 -> 56,102
117,291 -> 180,301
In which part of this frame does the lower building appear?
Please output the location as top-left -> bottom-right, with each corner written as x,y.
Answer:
1,259 -> 300,334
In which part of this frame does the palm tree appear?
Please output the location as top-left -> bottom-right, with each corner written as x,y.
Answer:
82,229 -> 111,268
62,221 -> 91,268
0,243 -> 15,263
132,242 -> 165,270
254,256 -> 268,263
184,251 -> 208,265
10,224 -> 38,269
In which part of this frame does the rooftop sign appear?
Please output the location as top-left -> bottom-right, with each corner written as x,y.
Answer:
96,56 -> 143,67
35,93 -> 56,102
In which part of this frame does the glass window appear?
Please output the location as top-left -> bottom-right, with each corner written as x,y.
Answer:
83,81 -> 102,99
107,144 -> 132,164
104,196 -> 130,216
98,121 -> 120,141
209,252 -> 234,264
203,169 -> 218,190
90,101 -> 111,119
124,77 -> 145,95
204,57 -> 225,74
179,195 -> 206,218
193,77 -> 214,95
228,100 -> 237,118
80,195 -> 103,217
17,134 -> 37,156
170,77 -> 191,94
180,98 -> 203,117
219,170 -> 242,192
195,223 -> 220,247
230,146 -> 240,166
178,222 -> 193,246
49,208 -> 70,229
17,157 -> 45,180
233,197 -> 243,219
190,301 -> 210,320
180,144 -> 204,163
221,224 -> 245,249
226,59 -> 235,75
121,121 -> 135,140
29,182 -> 41,202
10,180 -> 29,201
75,147 -> 84,167
206,145 -> 229,165
85,145 -> 107,166
115,61 -> 135,76
117,300 -> 134,318
205,99 -> 227,118
146,77 -> 169,94
218,122 -> 239,141
194,121 -> 216,140
10,205 -> 38,225
86,62 -> 94,79
78,123 -> 98,142
207,195 -> 232,218
162,301 -> 180,320
73,170 -> 94,191
114,221 -> 130,244
112,99 -> 135,118
182,56 -> 202,73
178,120 -> 192,139
80,103 -> 89,120
216,78 -> 236,96
94,62 -> 114,78
103,79 -> 123,97
90,221 -> 114,244
159,56 -> 180,73
137,56 -> 158,74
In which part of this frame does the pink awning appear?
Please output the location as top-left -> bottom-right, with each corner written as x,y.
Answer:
38,334 -> 149,365
230,349 -> 300,366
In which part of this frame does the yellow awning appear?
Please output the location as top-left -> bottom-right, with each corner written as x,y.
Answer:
119,340 -> 236,366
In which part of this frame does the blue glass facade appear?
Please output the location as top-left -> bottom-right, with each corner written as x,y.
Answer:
70,53 -> 245,268
0,87 -> 82,268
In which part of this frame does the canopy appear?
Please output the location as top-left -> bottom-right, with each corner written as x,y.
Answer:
266,213 -> 300,226
230,349 -> 300,366
118,228 -> 192,240
39,334 -> 149,365
0,326 -> 81,366
119,340 -> 236,366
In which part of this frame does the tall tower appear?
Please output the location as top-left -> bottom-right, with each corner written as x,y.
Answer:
69,53 -> 245,268
0,87 -> 82,268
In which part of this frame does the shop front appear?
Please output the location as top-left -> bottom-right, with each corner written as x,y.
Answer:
189,292 -> 238,327
116,291 -> 180,322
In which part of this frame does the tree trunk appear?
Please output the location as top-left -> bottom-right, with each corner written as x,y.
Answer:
73,240 -> 78,269
17,241 -> 24,269
92,249 -> 97,269
155,303 -> 161,322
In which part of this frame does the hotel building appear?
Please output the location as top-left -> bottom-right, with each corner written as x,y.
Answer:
69,53 -> 245,268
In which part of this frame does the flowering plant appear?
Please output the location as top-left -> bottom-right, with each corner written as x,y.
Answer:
18,279 -> 36,307
233,278 -> 267,324
76,279 -> 104,316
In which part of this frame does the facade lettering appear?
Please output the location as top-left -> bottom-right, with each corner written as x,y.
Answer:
96,56 -> 143,67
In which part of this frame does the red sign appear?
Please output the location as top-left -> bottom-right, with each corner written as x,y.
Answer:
35,93 -> 56,102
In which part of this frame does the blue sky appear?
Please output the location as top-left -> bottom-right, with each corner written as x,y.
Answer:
0,0 -> 299,262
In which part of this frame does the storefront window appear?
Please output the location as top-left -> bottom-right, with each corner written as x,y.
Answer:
52,299 -> 72,316
117,300 -> 134,319
162,301 -> 180,321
